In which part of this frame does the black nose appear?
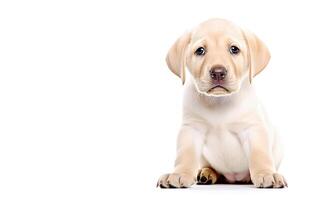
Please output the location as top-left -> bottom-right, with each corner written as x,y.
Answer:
209,66 -> 227,81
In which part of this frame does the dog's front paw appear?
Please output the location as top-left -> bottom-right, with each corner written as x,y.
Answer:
157,173 -> 196,188
251,172 -> 287,188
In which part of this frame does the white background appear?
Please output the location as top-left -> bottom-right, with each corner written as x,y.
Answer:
0,0 -> 321,199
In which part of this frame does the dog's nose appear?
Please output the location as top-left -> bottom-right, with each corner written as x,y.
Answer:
209,66 -> 227,81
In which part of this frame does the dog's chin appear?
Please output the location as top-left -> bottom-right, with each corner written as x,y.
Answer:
206,86 -> 231,97
193,79 -> 240,97
196,85 -> 237,97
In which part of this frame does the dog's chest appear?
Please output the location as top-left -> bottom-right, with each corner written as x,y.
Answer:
202,127 -> 249,175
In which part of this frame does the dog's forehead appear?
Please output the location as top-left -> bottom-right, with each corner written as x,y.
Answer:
192,19 -> 243,42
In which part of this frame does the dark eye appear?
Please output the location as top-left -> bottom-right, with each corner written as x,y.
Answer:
195,47 -> 206,56
229,45 -> 240,55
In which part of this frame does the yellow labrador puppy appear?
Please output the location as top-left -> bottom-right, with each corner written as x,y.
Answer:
157,19 -> 287,188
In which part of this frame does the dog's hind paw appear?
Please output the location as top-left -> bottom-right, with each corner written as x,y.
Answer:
197,167 -> 218,185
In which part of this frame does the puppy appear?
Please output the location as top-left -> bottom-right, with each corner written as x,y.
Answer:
157,19 -> 287,188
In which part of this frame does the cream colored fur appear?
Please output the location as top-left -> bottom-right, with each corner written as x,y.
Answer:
157,19 -> 287,188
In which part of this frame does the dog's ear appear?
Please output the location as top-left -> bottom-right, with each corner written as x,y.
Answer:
166,32 -> 191,84
242,29 -> 270,83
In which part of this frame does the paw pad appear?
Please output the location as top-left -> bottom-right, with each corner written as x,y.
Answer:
197,167 -> 218,185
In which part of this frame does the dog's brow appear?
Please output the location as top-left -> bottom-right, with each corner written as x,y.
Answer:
226,39 -> 241,48
192,38 -> 207,48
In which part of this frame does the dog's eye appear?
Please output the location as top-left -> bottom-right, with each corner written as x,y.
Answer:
229,45 -> 240,55
195,47 -> 206,56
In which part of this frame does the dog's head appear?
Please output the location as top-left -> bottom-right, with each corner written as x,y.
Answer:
166,19 -> 270,96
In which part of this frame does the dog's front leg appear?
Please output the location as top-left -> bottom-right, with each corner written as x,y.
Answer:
244,125 -> 287,188
157,125 -> 204,188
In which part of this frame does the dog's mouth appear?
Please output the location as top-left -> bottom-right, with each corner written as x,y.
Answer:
207,85 -> 230,93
